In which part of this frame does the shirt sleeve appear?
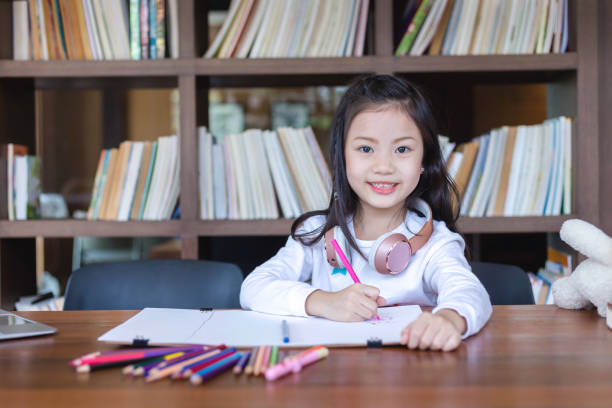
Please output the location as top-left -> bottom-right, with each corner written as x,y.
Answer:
423,239 -> 493,339
240,233 -> 318,317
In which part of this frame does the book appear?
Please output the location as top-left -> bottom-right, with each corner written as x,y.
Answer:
26,156 -> 41,219
411,0 -> 449,56
130,142 -> 153,220
117,141 -> 144,221
212,144 -> 227,219
129,0 -> 140,59
396,0 -> 434,56
167,0 -> 179,58
155,0 -> 166,58
490,126 -> 517,216
234,0 -> 268,58
460,134 -> 489,216
138,141 -> 158,219
13,1 -> 30,60
453,139 -> 479,198
14,155 -> 28,220
87,149 -> 107,220
205,0 -> 243,58
428,0 -> 454,54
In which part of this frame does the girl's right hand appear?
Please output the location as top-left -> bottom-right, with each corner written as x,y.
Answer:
305,283 -> 386,322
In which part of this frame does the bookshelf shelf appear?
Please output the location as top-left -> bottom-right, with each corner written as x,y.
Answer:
0,220 -> 182,238
0,216 -> 572,238
391,53 -> 579,73
457,216 -> 574,234
0,54 -> 578,79
188,219 -> 295,237
0,60 -> 191,77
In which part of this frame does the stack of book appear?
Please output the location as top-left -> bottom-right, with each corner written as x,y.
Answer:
0,144 -> 41,221
204,0 -> 370,58
449,116 -> 572,217
199,126 -> 331,220
87,135 -> 179,221
12,0 -> 179,61
395,0 -> 569,56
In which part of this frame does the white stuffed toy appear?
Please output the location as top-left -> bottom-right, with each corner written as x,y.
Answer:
552,219 -> 612,317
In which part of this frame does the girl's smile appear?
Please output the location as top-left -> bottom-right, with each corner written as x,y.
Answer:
368,182 -> 398,194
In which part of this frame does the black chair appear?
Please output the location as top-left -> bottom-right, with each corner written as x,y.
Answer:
470,261 -> 535,305
64,259 -> 243,310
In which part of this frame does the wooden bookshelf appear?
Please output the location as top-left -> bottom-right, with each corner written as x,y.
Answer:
0,0 -> 605,309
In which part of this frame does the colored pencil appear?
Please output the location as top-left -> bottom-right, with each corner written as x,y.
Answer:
73,346 -> 205,366
269,346 -> 279,367
146,348 -> 223,382
282,320 -> 290,343
265,347 -> 329,381
259,346 -> 271,374
253,346 -> 265,376
190,353 -> 242,385
244,346 -> 258,375
152,346 -> 223,371
122,351 -> 184,375
233,351 -> 251,374
71,346 -> 203,366
172,348 -> 236,379
76,359 -> 137,373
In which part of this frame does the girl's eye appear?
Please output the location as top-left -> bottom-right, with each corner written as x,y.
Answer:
396,146 -> 411,153
359,146 -> 372,153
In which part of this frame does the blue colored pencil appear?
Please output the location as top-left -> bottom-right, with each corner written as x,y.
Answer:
190,352 -> 242,385
173,348 -> 237,379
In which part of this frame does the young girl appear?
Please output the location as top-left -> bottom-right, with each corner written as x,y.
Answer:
240,75 -> 492,352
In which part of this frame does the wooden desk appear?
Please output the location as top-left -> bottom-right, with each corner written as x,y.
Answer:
1,306 -> 611,408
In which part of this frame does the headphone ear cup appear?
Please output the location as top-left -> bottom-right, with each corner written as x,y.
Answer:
369,232 -> 394,274
334,226 -> 351,266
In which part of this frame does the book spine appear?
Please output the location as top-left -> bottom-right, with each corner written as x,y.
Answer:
395,0 -> 433,56
148,0 -> 157,59
140,0 -> 149,59
155,0 -> 165,58
130,0 -> 141,59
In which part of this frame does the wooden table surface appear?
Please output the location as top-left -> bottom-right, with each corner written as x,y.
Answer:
1,306 -> 611,408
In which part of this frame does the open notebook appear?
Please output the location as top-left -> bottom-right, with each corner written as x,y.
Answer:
98,305 -> 422,347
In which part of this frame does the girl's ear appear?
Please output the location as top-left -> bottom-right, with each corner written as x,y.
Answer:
420,167 -> 424,174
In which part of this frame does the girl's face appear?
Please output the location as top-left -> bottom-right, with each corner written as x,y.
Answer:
344,106 -> 424,219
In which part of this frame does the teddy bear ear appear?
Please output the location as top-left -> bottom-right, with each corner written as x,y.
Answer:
560,219 -> 612,266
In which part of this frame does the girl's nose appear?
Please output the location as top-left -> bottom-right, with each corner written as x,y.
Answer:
372,152 -> 394,174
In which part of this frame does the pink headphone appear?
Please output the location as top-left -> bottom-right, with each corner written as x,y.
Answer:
324,198 -> 434,275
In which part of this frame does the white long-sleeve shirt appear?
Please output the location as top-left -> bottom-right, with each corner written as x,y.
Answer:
240,211 -> 492,338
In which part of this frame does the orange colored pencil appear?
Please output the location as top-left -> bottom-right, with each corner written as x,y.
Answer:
253,345 -> 265,376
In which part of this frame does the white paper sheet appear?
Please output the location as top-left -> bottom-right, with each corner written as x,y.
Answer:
98,305 -> 422,347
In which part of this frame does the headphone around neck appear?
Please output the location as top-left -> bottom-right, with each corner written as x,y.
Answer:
324,198 -> 434,275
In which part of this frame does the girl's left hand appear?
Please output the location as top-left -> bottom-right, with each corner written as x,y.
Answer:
400,309 -> 466,352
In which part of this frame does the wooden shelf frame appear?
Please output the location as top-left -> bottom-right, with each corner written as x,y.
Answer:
0,0 -> 601,280
0,216 -> 572,238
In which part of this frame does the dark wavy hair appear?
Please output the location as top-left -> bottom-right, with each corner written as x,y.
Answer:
291,75 -> 459,257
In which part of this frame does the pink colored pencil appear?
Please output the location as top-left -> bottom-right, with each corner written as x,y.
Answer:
331,239 -> 361,283
70,345 -> 204,366
73,347 -> 206,366
259,346 -> 271,373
